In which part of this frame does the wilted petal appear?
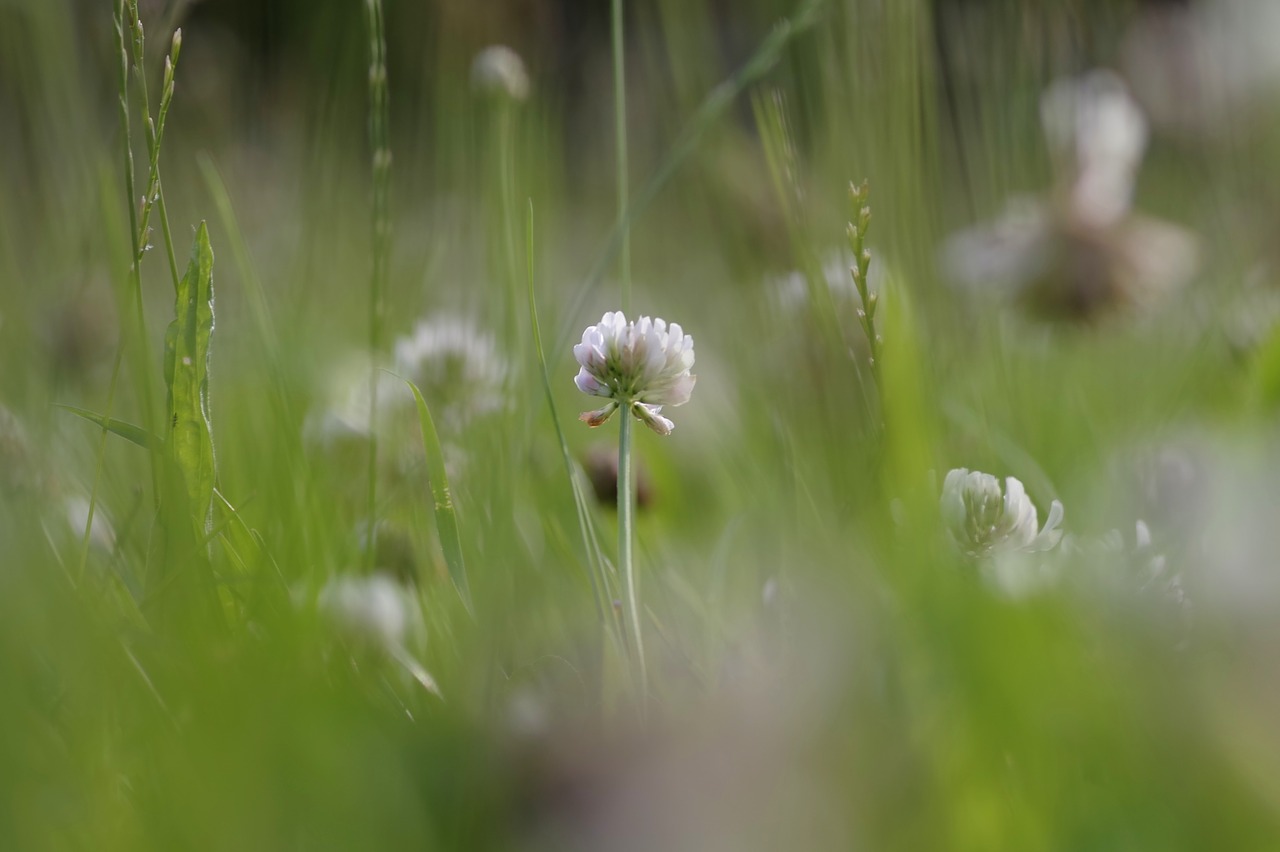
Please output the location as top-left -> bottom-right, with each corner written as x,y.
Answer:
633,403 -> 674,436
580,402 -> 619,428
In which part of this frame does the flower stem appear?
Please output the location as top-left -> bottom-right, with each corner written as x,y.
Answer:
617,403 -> 647,718
611,0 -> 631,313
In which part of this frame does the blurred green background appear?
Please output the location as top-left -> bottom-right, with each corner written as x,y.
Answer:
4,0 -> 1280,849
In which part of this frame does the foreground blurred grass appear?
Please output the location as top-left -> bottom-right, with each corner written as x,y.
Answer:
4,0 -> 1280,849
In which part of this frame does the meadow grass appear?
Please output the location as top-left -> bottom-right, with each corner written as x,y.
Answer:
3,0 -> 1280,849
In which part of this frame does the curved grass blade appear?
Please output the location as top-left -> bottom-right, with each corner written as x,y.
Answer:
526,200 -> 618,633
395,374 -> 473,613
163,221 -> 217,535
56,404 -> 161,450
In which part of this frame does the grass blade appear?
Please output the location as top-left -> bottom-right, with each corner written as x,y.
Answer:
526,202 -> 617,618
397,374 -> 473,612
56,404 -> 161,451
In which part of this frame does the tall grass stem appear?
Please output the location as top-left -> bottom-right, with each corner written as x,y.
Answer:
557,0 -> 826,350
363,0 -> 391,563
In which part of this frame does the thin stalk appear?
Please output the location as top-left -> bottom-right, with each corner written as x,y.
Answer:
612,0 -> 631,312
617,405 -> 647,718
363,0 -> 391,562
526,202 -> 617,634
557,0 -> 827,351
498,104 -> 523,356
80,0 -> 152,583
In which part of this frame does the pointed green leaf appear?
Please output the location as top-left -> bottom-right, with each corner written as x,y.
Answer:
55,404 -> 161,450
164,221 -> 217,534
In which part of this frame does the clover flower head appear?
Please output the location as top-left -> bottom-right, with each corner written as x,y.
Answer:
471,45 -> 530,101
573,311 -> 696,436
318,572 -> 441,695
319,572 -> 416,654
767,249 -> 887,312
941,71 -> 1198,322
64,495 -> 116,553
941,468 -> 1064,559
1040,70 -> 1148,228
393,314 -> 509,428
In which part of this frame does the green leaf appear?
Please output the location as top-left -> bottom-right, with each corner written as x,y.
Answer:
164,221 -> 217,534
55,404 -> 161,450
397,373 -> 473,612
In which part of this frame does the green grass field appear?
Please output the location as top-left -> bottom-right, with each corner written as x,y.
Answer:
4,0 -> 1280,848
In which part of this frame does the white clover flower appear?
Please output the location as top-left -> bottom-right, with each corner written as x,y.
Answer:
941,72 -> 1199,321
941,468 -> 1064,559
320,572 -> 413,652
766,248 -> 890,312
573,311 -> 696,436
64,495 -> 116,553
471,45 -> 530,101
306,316 -> 507,461
1040,70 -> 1148,229
318,572 -> 440,695
393,314 -> 509,429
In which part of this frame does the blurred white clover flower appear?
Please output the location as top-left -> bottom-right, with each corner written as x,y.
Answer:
766,248 -> 891,313
319,572 -> 440,695
941,468 -> 1064,559
64,495 -> 116,554
320,572 -> 413,652
393,314 -> 509,429
471,45 -> 530,101
1040,71 -> 1149,230
306,315 -> 506,462
574,311 -> 696,436
942,71 -> 1199,321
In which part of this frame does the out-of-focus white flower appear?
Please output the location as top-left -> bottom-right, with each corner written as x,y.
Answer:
318,572 -> 440,695
471,45 -> 530,101
64,495 -> 116,553
766,248 -> 892,313
574,311 -> 696,436
305,314 -> 508,455
1041,71 -> 1148,229
320,572 -> 412,652
941,468 -> 1064,559
393,314 -> 509,429
941,72 -> 1200,321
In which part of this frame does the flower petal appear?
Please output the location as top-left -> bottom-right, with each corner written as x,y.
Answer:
579,402 -> 619,427
632,403 -> 674,436
574,369 -> 609,397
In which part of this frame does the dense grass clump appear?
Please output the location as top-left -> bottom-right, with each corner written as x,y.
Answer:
5,0 -> 1280,848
